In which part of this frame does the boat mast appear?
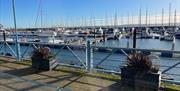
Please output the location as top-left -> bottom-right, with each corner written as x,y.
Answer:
155,12 -> 157,25
0,0 -> 1,23
114,12 -> 117,29
162,8 -> 164,28
145,7 -> 148,28
35,0 -> 42,28
121,15 -> 123,27
40,0 -> 43,28
139,6 -> 142,36
105,14 -> 108,28
131,14 -> 134,27
169,3 -> 171,27
174,9 -> 177,32
128,12 -> 130,27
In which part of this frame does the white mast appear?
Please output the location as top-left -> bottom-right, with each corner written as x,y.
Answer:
174,9 -> 177,28
131,14 -> 133,27
174,9 -> 177,32
145,7 -> 148,28
169,3 -> 171,27
121,15 -> 123,27
114,12 -> 118,28
155,12 -> 157,25
162,8 -> 164,28
128,12 -> 130,27
105,14 -> 108,27
139,7 -> 142,28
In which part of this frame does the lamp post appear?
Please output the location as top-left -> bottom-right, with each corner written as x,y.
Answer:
12,0 -> 21,61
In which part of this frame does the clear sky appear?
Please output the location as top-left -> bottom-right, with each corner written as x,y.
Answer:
0,0 -> 180,28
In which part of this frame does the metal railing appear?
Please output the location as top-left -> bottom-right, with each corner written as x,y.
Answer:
0,40 -> 180,85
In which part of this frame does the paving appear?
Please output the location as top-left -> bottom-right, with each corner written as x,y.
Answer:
0,57 -> 122,91
0,57 -> 177,91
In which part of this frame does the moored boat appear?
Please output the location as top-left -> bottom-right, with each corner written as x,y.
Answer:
175,32 -> 180,39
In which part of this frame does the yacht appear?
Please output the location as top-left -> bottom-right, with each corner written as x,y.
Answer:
35,30 -> 64,44
175,32 -> 180,39
160,31 -> 173,41
36,29 -> 57,37
175,29 -> 180,39
0,27 -> 13,41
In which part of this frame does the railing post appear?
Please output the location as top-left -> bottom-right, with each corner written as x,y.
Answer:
86,41 -> 93,73
12,0 -> 21,61
3,31 -> 6,56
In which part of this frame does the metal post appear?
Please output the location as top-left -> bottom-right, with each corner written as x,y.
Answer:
127,38 -> 129,48
3,30 -> 6,55
133,28 -> 136,49
86,41 -> 93,73
12,0 -> 21,61
103,29 -> 106,42
172,36 -> 175,50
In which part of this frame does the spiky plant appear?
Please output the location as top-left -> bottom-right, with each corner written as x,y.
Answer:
124,52 -> 158,74
31,46 -> 54,60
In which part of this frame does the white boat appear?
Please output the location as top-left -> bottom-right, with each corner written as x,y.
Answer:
164,35 -> 173,41
35,30 -> 64,44
175,29 -> 180,39
0,37 -> 13,42
36,30 -> 57,37
160,32 -> 173,41
0,28 -> 11,36
175,32 -> 180,39
150,33 -> 160,39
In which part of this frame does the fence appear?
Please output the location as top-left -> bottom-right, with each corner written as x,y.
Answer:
0,40 -> 180,85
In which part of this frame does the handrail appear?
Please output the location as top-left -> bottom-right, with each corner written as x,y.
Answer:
0,41 -> 86,48
92,45 -> 180,54
0,41 -> 179,85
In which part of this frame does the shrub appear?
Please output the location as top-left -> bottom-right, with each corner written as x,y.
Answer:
31,46 -> 54,60
124,52 -> 159,74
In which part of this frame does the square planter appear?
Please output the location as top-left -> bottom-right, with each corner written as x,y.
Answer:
121,67 -> 161,91
32,57 -> 58,71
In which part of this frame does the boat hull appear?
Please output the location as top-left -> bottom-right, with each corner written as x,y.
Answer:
175,35 -> 180,39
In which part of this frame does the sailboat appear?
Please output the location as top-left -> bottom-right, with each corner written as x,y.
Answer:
174,9 -> 180,39
0,25 -> 13,41
175,29 -> 180,39
160,3 -> 174,41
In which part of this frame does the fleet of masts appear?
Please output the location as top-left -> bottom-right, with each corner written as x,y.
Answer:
1,2 -> 180,44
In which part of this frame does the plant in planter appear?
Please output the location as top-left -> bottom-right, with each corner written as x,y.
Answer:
121,52 -> 161,91
31,46 -> 58,71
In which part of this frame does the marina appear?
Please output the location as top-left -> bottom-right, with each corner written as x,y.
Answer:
0,0 -> 180,91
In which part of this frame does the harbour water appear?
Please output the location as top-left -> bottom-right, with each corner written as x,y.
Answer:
96,38 -> 180,50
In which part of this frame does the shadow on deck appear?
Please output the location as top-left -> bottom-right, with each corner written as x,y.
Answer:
0,57 -> 119,91
0,57 -> 179,91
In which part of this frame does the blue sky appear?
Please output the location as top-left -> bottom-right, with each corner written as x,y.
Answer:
0,0 -> 180,28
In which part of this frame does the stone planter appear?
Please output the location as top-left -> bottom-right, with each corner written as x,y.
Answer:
121,67 -> 161,91
32,57 -> 58,71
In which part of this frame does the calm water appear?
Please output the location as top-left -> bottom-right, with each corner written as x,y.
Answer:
96,38 -> 180,51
